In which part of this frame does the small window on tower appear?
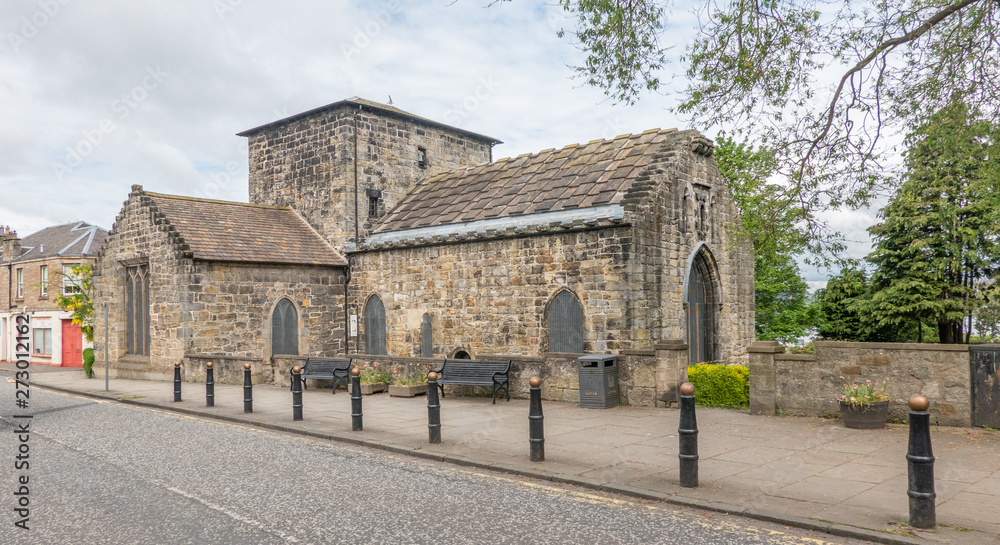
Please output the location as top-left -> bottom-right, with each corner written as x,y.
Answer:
369,195 -> 380,217
417,147 -> 427,168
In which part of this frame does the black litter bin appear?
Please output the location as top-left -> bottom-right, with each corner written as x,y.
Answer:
577,354 -> 619,409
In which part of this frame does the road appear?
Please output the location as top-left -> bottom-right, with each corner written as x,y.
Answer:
0,383 -> 876,545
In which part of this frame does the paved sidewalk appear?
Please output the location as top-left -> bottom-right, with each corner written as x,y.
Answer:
13,366 -> 1000,545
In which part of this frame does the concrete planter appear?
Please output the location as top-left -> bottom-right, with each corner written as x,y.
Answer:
840,400 -> 890,429
349,382 -> 387,395
389,384 -> 427,397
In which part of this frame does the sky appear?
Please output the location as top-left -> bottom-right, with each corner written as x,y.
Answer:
0,0 -> 883,288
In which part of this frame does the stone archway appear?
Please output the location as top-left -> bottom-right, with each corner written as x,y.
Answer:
684,244 -> 721,364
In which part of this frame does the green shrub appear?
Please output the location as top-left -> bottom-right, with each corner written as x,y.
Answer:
687,364 -> 749,406
83,348 -> 95,379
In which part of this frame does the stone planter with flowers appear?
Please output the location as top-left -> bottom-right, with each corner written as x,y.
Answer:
349,361 -> 392,395
389,366 -> 427,397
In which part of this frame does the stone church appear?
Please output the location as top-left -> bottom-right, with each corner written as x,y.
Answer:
94,97 -> 753,405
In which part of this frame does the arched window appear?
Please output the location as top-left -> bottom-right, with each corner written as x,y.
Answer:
364,295 -> 387,355
271,299 -> 298,355
686,244 -> 721,364
547,290 -> 584,353
420,313 -> 433,358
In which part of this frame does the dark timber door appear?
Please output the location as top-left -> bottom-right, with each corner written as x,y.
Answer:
971,345 -> 1000,428
364,295 -> 387,355
686,252 -> 717,364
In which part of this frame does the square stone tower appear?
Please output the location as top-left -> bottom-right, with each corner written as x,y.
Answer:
238,97 -> 500,250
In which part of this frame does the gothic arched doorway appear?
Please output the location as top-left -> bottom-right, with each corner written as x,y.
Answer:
685,244 -> 720,364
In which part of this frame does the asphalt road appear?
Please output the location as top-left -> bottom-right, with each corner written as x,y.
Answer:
0,383 -> 875,545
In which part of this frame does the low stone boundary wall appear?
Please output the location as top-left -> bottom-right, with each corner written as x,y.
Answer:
749,341 -> 971,426
176,341 -> 692,407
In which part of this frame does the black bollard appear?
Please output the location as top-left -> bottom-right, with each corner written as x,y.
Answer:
291,366 -> 303,421
678,382 -> 699,488
529,377 -> 545,462
173,362 -> 182,402
351,367 -> 363,431
205,362 -> 215,407
907,394 -> 936,529
243,363 -> 253,414
427,371 -> 441,444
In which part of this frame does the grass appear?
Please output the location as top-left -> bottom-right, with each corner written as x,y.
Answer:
880,522 -> 917,538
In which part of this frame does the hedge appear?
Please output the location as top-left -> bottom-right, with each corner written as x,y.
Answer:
83,348 -> 94,379
687,364 -> 749,406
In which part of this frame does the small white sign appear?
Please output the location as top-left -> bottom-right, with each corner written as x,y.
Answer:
349,315 -> 358,337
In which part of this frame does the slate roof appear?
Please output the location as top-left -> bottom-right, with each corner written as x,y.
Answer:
7,222 -> 107,262
374,128 -> 682,234
143,190 -> 346,266
237,97 -> 502,145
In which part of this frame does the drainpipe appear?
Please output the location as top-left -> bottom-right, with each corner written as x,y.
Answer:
343,256 -> 351,355
353,105 -> 361,245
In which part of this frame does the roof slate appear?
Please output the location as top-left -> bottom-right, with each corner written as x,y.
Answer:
374,129 -> 680,234
144,192 -> 346,266
9,222 -> 107,262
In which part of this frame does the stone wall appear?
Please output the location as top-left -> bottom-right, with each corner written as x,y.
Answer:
245,102 -> 494,250
350,226 -> 633,358
749,341 -> 972,426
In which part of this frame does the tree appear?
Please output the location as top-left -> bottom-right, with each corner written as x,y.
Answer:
55,264 -> 94,343
542,0 -> 999,231
866,100 -> 1000,343
814,265 -> 911,342
714,136 -> 817,341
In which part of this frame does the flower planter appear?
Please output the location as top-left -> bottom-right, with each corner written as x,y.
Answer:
349,382 -> 387,395
840,400 -> 890,429
389,384 -> 427,398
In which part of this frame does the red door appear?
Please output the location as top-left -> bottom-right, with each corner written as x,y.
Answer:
61,320 -> 83,367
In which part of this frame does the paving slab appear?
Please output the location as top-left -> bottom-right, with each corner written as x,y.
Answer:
14,365 -> 1000,545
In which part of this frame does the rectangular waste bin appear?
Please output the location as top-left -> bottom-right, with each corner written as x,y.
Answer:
578,354 -> 619,409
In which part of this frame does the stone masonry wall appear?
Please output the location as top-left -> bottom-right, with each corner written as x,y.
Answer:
749,341 -> 972,426
349,226 -> 634,358
246,104 -> 494,250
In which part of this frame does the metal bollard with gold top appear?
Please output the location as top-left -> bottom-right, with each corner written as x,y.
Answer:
205,362 -> 215,407
678,381 -> 699,488
529,377 -> 545,462
351,367 -> 363,431
173,362 -> 182,402
291,366 -> 303,421
907,394 -> 935,529
243,363 -> 253,413
427,371 -> 441,444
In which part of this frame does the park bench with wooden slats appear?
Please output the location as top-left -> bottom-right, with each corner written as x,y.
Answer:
434,359 -> 511,404
297,358 -> 352,394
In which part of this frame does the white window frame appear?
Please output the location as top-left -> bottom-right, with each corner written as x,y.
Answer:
32,328 -> 52,355
15,268 -> 23,299
62,263 -> 81,295
40,265 -> 48,297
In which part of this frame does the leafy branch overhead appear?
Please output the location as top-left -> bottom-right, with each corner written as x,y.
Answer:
540,0 -> 999,215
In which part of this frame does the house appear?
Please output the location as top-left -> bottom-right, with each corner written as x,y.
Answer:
94,98 -> 753,405
0,222 -> 107,366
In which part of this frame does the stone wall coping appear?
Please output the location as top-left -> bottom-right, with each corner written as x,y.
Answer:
774,354 -> 817,362
654,340 -> 688,350
270,355 -> 310,361
621,350 -> 656,356
185,354 -> 261,361
814,341 -> 970,352
119,355 -> 151,365
350,353 -> 442,364
748,341 -> 784,353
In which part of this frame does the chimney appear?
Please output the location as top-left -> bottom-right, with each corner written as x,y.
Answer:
1,226 -> 21,262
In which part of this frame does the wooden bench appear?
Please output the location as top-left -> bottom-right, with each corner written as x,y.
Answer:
434,359 -> 511,404
298,358 -> 352,394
